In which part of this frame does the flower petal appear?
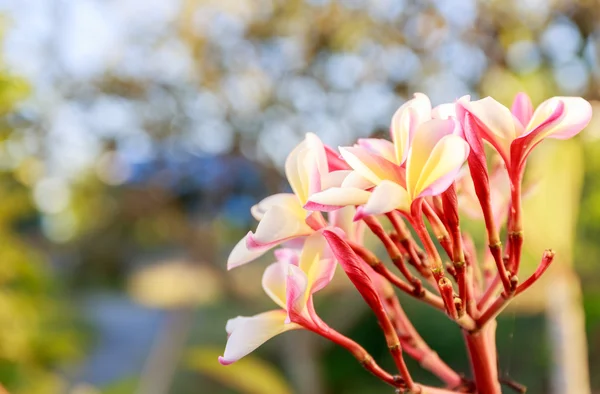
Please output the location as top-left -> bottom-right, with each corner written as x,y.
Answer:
413,134 -> 470,198
524,96 -> 592,140
390,94 -> 431,165
298,233 -> 336,294
285,264 -> 310,322
219,310 -> 300,365
355,180 -> 410,220
274,248 -> 300,266
457,97 -> 522,163
262,262 -> 289,309
304,187 -> 372,211
406,118 -> 457,198
285,133 -> 328,205
227,234 -> 273,270
251,193 -> 300,221
511,92 -> 533,127
432,103 -> 457,120
391,106 -> 418,165
340,146 -> 404,185
325,144 -> 350,171
251,204 -> 313,246
341,171 -> 375,189
322,170 -> 352,190
322,230 -> 384,312
357,138 -> 397,164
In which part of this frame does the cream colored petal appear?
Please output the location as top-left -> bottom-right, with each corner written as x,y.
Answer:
262,262 -> 288,309
227,234 -> 273,270
341,171 -> 375,189
412,135 -> 470,198
406,118 -> 456,198
391,106 -> 417,165
361,180 -> 410,216
340,146 -> 403,185
219,310 -> 300,365
357,138 -> 397,163
432,103 -> 457,120
251,193 -> 300,221
252,205 -> 312,245
305,187 -> 372,211
321,170 -> 353,190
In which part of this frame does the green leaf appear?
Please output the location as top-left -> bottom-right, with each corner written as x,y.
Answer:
187,347 -> 292,394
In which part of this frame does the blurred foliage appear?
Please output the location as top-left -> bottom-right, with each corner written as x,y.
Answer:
188,347 -> 293,394
0,66 -> 83,393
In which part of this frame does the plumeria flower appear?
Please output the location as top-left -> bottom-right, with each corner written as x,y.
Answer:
332,93 -> 433,190
219,233 -> 335,365
228,133 -> 350,269
457,93 -> 592,178
306,117 -> 469,219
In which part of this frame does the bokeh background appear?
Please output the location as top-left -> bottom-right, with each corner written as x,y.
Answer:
0,0 -> 599,393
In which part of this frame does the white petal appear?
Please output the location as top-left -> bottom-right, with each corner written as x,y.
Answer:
219,310 -> 300,365
227,234 -> 272,270
305,187 -> 371,211
251,193 -> 300,221
262,262 -> 288,309
361,180 -> 410,216
252,205 -> 312,245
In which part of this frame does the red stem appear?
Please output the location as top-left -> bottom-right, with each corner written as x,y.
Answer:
515,249 -> 555,296
464,327 -> 501,394
386,295 -> 463,388
363,216 -> 423,292
348,241 -> 445,310
477,250 -> 554,328
311,321 -> 402,388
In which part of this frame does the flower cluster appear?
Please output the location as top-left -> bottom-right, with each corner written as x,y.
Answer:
220,93 -> 591,393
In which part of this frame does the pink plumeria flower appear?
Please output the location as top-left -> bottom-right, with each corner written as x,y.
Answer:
219,233 -> 335,365
307,117 -> 469,219
330,93 -> 433,190
228,133 -> 349,269
457,93 -> 592,178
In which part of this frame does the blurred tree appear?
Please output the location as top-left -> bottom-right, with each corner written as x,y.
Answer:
0,38 -> 83,393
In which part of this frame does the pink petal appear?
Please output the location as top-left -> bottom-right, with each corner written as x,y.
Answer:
457,97 -> 522,165
322,230 -> 384,312
511,92 -> 533,127
285,264 -> 310,323
274,248 -> 300,266
325,144 -> 350,171
510,99 -> 565,175
523,96 -> 592,140
357,138 -> 397,164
